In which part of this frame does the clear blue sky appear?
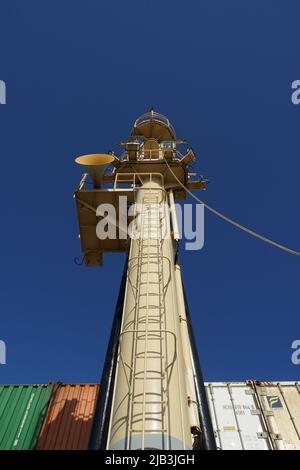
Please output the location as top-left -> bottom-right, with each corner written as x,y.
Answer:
0,1 -> 299,384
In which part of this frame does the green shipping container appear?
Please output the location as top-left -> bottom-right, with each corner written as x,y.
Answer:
0,384 -> 54,450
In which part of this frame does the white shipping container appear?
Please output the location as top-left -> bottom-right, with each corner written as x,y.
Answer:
205,382 -> 300,450
254,382 -> 300,450
205,382 -> 272,450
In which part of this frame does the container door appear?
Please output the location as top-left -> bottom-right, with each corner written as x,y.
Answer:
206,383 -> 271,450
258,382 -> 300,450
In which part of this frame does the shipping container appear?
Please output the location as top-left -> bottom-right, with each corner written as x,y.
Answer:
2,381 -> 298,450
36,383 -> 99,450
205,381 -> 300,451
205,382 -> 272,450
253,381 -> 300,450
0,384 -> 54,450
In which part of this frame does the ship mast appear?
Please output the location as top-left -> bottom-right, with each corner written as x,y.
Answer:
74,110 -> 215,450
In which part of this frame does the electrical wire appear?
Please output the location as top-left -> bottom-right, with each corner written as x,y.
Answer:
164,158 -> 300,257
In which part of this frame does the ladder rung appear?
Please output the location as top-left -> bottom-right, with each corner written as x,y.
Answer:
135,356 -> 165,359
136,337 -> 165,341
143,246 -> 159,248
134,376 -> 165,380
133,401 -> 167,405
140,270 -> 162,274
137,303 -> 164,308
139,281 -> 161,285
135,318 -> 164,322
130,429 -> 167,433
138,293 -> 161,297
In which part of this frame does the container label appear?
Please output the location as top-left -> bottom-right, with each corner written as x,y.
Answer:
267,396 -> 283,409
13,393 -> 35,447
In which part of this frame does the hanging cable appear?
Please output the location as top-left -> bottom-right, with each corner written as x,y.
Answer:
74,254 -> 86,266
164,158 -> 300,257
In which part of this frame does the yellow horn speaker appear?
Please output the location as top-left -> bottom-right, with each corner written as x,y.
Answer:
75,153 -> 115,188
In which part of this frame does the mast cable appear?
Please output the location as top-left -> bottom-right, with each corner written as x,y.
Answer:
164,158 -> 300,257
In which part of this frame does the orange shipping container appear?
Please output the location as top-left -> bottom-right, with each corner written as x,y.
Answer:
36,384 -> 99,450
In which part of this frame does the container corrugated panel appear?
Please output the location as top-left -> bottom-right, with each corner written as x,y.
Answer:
0,384 -> 54,450
36,383 -> 99,450
254,381 -> 300,450
205,382 -> 272,450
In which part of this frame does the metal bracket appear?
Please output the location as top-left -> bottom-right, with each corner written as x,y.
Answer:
251,409 -> 261,416
257,432 -> 268,439
271,433 -> 282,440
263,410 -> 275,417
